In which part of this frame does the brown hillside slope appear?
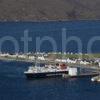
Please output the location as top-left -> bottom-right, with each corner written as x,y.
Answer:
0,0 -> 100,21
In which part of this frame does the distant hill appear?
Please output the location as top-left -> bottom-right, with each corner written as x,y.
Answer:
0,0 -> 100,21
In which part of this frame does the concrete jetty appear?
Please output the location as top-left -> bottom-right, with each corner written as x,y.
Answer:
62,73 -> 99,78
62,67 -> 99,78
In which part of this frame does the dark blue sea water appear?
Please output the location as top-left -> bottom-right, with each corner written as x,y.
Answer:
0,61 -> 100,100
0,21 -> 100,53
0,21 -> 100,100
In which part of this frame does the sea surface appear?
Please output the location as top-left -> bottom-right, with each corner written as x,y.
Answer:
0,21 -> 100,100
0,21 -> 100,53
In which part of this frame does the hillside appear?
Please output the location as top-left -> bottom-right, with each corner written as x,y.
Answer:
0,0 -> 100,21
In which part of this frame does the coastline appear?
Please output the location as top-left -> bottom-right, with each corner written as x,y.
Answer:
1,19 -> 100,23
0,52 -> 100,68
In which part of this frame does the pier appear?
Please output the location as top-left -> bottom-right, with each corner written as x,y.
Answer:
0,52 -> 100,80
62,73 -> 99,78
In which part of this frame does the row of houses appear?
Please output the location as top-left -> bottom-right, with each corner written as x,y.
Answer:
0,53 -> 46,61
55,58 -> 98,66
0,53 -> 100,67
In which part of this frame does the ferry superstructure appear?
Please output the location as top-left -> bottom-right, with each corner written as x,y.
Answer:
24,64 -> 68,79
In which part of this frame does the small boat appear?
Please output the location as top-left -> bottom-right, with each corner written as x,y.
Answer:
91,75 -> 100,82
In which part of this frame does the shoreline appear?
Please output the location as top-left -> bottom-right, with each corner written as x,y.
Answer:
0,52 -> 100,68
0,19 -> 100,23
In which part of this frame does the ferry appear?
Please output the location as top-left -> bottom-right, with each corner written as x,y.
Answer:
24,63 -> 68,79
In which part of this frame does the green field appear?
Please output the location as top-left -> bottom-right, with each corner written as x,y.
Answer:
48,53 -> 100,59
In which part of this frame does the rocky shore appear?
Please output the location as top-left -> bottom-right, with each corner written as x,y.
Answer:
0,0 -> 100,21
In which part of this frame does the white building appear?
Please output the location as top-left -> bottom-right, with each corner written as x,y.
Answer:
98,62 -> 100,67
0,53 -> 10,57
55,59 -> 67,63
66,58 -> 77,64
18,54 -> 26,59
29,56 -> 35,60
68,67 -> 78,76
80,60 -> 89,65
38,56 -> 45,61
